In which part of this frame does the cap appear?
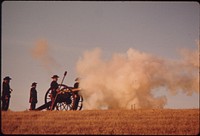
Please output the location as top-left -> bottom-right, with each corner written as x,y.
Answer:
75,77 -> 80,82
4,76 -> 12,80
51,75 -> 59,79
31,82 -> 37,86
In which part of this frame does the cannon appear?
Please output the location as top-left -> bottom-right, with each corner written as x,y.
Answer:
36,71 -> 83,111
36,84 -> 83,111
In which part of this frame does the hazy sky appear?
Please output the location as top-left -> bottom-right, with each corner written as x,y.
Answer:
1,1 -> 199,111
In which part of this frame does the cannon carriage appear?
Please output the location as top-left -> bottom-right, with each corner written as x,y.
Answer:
45,84 -> 83,110
36,71 -> 83,111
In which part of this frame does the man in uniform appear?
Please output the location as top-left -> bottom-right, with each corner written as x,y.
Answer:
72,77 -> 81,110
50,75 -> 59,110
2,76 -> 12,111
29,82 -> 38,110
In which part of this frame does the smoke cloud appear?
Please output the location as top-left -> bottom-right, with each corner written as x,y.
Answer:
76,47 -> 199,109
31,39 -> 60,73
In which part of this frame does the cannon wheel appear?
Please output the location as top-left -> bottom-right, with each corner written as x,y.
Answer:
44,84 -> 83,111
76,95 -> 83,110
44,84 -> 73,110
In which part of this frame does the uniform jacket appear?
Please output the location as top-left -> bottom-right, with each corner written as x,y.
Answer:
29,87 -> 37,103
73,82 -> 79,95
50,81 -> 59,97
2,82 -> 11,98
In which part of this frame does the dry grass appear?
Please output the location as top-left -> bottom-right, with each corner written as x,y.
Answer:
1,109 -> 199,135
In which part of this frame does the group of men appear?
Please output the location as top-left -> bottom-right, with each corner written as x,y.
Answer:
1,75 -> 80,111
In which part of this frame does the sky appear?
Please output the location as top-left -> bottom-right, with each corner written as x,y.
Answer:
1,1 -> 199,111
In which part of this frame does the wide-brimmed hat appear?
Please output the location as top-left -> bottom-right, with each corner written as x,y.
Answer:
31,82 -> 37,86
51,75 -> 59,79
4,76 -> 12,80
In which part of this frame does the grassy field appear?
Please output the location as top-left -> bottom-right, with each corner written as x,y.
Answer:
1,109 -> 199,135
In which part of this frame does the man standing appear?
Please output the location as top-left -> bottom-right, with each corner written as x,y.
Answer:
29,82 -> 38,110
50,75 -> 59,110
2,76 -> 12,111
72,77 -> 81,110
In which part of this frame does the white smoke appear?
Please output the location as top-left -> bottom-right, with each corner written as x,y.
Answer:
76,47 -> 199,109
31,39 -> 60,73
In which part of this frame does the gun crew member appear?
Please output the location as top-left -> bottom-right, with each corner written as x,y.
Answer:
29,82 -> 38,110
50,75 -> 59,110
72,77 -> 81,110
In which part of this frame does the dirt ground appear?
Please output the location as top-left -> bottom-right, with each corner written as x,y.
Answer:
1,109 -> 199,135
